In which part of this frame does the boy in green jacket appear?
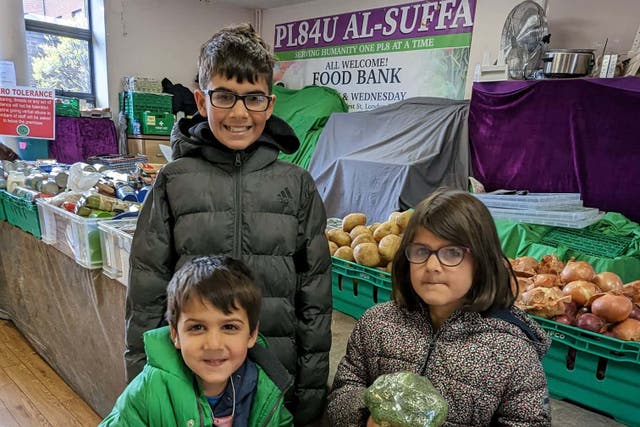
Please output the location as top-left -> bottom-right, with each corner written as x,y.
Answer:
101,256 -> 293,426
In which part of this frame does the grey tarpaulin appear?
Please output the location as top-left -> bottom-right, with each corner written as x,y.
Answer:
308,97 -> 470,222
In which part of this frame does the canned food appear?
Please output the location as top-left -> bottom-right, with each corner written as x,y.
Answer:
40,180 -> 60,195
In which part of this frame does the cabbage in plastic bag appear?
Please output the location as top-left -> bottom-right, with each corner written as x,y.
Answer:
364,371 -> 448,427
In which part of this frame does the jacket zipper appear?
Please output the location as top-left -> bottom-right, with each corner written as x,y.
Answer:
233,152 -> 242,259
420,329 -> 442,376
261,378 -> 294,426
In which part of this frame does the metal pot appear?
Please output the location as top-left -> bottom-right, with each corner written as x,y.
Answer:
542,49 -> 595,78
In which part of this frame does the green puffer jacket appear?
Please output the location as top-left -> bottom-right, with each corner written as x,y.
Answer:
125,113 -> 332,424
101,327 -> 293,427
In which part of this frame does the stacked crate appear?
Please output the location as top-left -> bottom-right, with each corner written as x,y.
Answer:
119,91 -> 173,135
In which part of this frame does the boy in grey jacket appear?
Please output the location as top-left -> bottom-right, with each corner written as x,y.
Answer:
125,23 -> 332,425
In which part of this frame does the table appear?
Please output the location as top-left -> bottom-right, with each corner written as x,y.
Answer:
0,221 -> 126,418
49,116 -> 118,164
470,77 -> 640,222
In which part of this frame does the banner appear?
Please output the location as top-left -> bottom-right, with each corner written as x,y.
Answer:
273,0 -> 476,111
0,85 -> 55,139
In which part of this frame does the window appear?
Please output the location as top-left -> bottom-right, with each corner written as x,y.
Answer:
23,0 -> 95,106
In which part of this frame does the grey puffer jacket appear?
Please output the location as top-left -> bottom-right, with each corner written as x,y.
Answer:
125,114 -> 332,425
328,302 -> 551,426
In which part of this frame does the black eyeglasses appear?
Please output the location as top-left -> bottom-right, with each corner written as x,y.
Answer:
202,89 -> 273,112
405,243 -> 469,267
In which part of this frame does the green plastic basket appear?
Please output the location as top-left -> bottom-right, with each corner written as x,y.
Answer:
539,227 -> 632,258
1,190 -> 41,238
331,257 -> 392,319
55,96 -> 80,117
532,316 -> 640,426
0,191 -> 6,221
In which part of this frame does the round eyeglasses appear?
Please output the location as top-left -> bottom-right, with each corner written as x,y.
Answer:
203,89 -> 272,112
404,243 -> 469,267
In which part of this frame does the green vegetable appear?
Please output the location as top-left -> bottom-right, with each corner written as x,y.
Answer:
364,371 -> 448,427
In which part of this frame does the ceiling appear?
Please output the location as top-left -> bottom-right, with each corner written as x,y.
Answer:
211,0 -> 312,8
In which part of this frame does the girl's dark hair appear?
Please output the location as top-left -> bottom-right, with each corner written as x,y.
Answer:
198,23 -> 275,92
391,188 -> 516,313
166,256 -> 262,332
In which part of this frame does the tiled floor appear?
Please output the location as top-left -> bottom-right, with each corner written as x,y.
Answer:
329,311 -> 627,427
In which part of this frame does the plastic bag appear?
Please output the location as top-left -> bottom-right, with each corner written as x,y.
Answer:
364,371 -> 448,427
66,162 -> 101,193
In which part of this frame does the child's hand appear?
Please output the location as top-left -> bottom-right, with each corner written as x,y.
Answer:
366,416 -> 383,427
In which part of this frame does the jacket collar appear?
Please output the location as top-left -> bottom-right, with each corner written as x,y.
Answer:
170,113 -> 299,172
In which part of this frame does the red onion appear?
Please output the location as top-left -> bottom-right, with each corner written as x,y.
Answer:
575,313 -> 605,333
553,315 -> 573,325
628,304 -> 640,321
564,301 -> 578,318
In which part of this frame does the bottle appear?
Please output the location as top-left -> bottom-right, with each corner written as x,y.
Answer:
115,181 -> 138,202
7,171 -> 26,193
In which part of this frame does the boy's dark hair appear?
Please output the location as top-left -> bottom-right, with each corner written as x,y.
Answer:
391,188 -> 516,313
166,256 -> 262,332
198,23 -> 275,93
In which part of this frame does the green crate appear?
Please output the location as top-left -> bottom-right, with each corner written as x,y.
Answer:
119,91 -> 173,116
55,96 -> 80,117
1,190 -> 41,238
0,191 -> 7,221
532,316 -> 640,426
141,112 -> 174,135
539,227 -> 632,258
331,257 -> 391,319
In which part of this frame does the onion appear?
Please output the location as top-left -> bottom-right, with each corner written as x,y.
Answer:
511,256 -> 538,277
560,260 -> 596,284
537,253 -> 565,275
628,304 -> 640,321
594,272 -> 623,293
564,301 -> 578,318
575,313 -> 605,333
562,280 -> 599,306
610,318 -> 640,341
553,315 -> 573,325
591,294 -> 633,323
622,280 -> 640,303
533,274 -> 559,288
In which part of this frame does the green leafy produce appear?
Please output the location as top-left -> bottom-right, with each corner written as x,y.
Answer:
364,371 -> 448,427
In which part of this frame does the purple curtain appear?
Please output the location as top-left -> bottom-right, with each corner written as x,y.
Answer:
49,116 -> 118,164
470,77 -> 640,222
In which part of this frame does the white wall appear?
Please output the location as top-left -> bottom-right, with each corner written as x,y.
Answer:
261,0 -> 640,99
104,0 -> 254,110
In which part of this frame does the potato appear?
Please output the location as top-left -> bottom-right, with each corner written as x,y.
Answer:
327,229 -> 351,247
342,213 -> 367,232
388,211 -> 402,224
349,225 -> 371,240
373,221 -> 401,242
351,233 -> 376,249
353,242 -> 381,267
328,241 -> 338,256
396,210 -> 413,231
386,261 -> 393,272
378,234 -> 402,262
368,222 -> 382,234
334,246 -> 354,261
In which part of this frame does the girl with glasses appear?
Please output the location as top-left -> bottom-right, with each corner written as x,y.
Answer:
328,189 -> 551,426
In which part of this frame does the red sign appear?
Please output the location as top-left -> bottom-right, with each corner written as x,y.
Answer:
0,85 -> 55,139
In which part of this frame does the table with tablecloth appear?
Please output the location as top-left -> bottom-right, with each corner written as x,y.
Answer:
469,77 -> 640,222
49,116 -> 118,164
0,221 -> 126,418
